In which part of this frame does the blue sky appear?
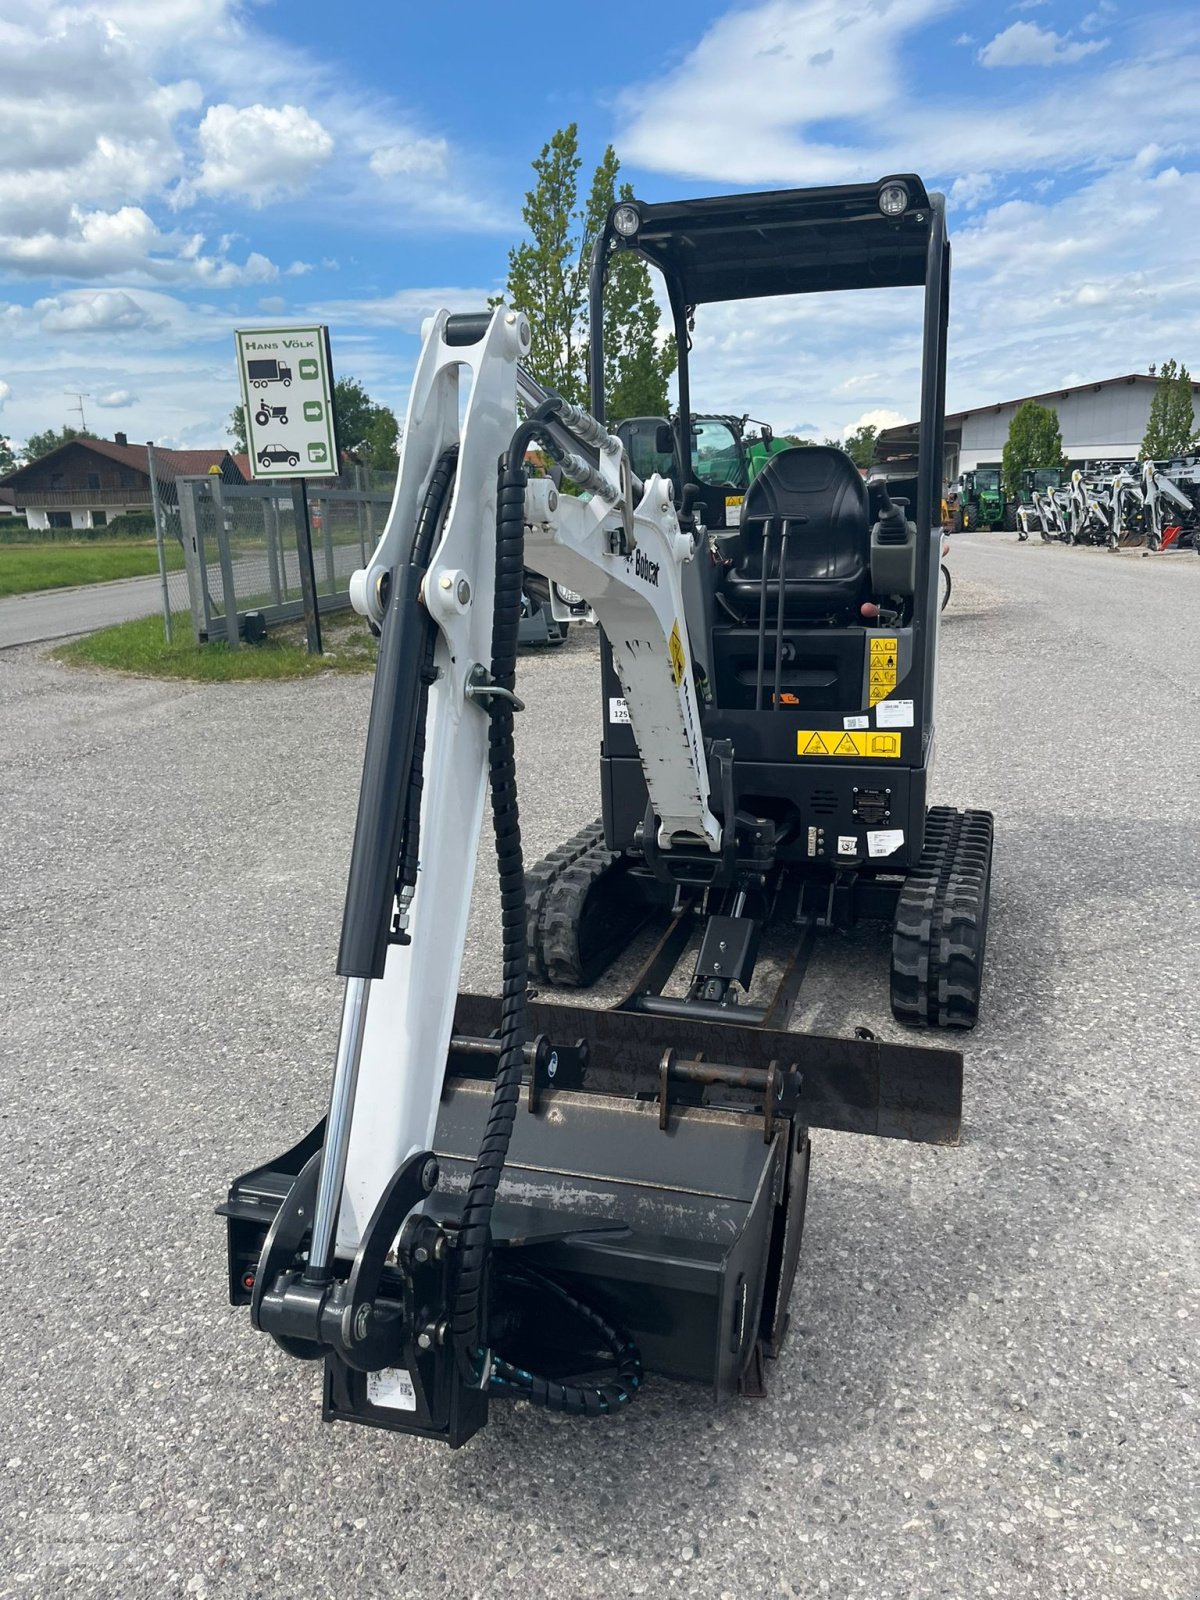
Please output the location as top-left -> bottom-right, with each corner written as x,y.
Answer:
1,0 -> 1198,451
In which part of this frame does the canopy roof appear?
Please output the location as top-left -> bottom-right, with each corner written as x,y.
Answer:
616,176 -> 936,306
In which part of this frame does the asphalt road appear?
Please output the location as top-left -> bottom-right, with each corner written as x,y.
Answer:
1,535 -> 1196,1599
0,572 -> 169,650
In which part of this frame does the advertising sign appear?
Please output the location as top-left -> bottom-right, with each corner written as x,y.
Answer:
234,326 -> 337,480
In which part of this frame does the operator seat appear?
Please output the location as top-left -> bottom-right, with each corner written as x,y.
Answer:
720,446 -> 871,618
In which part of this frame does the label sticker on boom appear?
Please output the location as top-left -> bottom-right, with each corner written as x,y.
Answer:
796,729 -> 901,759
608,696 -> 630,724
367,1367 -> 416,1412
667,621 -> 687,686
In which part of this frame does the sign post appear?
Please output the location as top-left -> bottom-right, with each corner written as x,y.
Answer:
234,324 -> 338,654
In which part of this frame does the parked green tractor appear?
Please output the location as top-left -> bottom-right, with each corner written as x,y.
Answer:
960,465 -> 1015,531
619,412 -> 794,529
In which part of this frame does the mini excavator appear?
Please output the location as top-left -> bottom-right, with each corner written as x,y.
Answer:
221,176 -> 992,1446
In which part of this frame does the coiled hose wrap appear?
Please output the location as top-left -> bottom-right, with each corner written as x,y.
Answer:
448,414 -> 641,1415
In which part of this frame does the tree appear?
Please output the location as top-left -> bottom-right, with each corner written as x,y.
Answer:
361,406 -> 400,472
842,424 -> 878,469
1001,401 -> 1065,496
1140,359 -> 1199,459
228,379 -> 400,466
501,123 -> 675,418
597,181 -> 676,421
0,436 -> 16,476
24,424 -> 86,461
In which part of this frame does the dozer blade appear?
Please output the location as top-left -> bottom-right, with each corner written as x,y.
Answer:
452,992 -> 963,1146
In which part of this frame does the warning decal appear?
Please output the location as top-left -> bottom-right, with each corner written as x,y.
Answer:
795,729 -> 902,759
868,634 -> 899,707
668,621 -> 687,686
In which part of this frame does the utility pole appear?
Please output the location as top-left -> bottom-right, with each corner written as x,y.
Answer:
65,392 -> 92,433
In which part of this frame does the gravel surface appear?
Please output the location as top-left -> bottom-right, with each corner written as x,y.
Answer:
1,535 -> 1197,1599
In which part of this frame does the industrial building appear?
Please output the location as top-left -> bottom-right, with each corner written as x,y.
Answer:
875,371 -> 1200,481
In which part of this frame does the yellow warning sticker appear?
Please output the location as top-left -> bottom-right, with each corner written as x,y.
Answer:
667,621 -> 686,686
867,636 -> 899,707
725,495 -> 744,508
796,729 -> 902,759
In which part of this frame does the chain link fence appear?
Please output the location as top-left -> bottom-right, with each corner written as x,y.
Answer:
174,469 -> 395,646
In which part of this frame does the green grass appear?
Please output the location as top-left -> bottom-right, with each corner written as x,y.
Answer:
54,610 -> 378,682
0,539 -> 180,597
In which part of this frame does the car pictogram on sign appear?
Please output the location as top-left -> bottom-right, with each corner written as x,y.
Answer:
258,441 -> 300,468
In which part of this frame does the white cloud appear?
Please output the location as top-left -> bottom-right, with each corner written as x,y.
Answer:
0,380 -> 10,411
617,0 -> 1198,190
1082,2 -> 1118,32
285,260 -> 313,276
189,102 -> 334,205
950,172 -> 996,210
315,286 -> 498,331
845,408 -> 908,436
978,22 -> 1108,67
95,388 -> 137,408
369,137 -> 449,180
1011,0 -> 1050,9
36,288 -> 157,333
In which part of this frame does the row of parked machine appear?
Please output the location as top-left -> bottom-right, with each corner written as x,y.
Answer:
1009,459 -> 1200,549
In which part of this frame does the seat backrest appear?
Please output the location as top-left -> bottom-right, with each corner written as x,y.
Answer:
723,447 -> 870,620
739,446 -> 869,574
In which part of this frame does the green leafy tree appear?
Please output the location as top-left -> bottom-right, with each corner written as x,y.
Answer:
503,125 -> 588,405
228,405 -> 247,451
0,436 -> 16,476
501,124 -> 675,418
361,407 -> 400,472
842,424 -> 878,469
1001,401 -> 1066,496
1140,359 -> 1199,459
597,181 -> 676,421
24,424 -> 86,461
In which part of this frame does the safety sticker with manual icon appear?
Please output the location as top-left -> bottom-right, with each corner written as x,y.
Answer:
795,729 -> 902,759
868,635 -> 898,707
235,324 -> 338,481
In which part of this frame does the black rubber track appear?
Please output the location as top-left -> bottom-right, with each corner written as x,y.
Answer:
526,823 -> 650,990
525,820 -> 606,983
891,806 -> 994,1030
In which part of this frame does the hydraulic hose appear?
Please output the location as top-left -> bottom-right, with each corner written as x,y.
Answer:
396,446 -> 458,902
450,440 -> 532,1383
449,409 -> 642,1414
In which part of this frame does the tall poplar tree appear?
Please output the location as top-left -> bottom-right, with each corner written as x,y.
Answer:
501,125 -> 675,419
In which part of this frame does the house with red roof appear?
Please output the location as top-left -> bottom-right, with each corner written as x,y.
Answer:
0,432 -> 244,532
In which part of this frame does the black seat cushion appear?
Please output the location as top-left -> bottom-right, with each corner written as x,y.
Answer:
722,446 -> 870,616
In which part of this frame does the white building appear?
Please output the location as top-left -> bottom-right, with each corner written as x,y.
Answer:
876,372 -> 1200,480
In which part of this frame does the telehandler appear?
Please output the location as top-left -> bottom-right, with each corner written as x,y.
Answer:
221,176 -> 992,1447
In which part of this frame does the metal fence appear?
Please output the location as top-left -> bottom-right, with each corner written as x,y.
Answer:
175,471 -> 395,646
